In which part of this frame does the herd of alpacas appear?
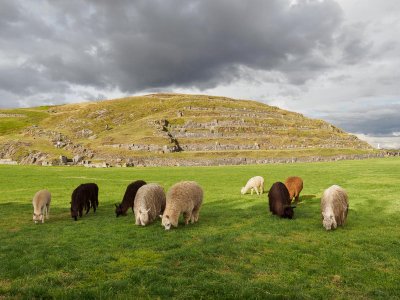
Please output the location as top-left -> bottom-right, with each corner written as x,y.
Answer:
32,175 -> 348,231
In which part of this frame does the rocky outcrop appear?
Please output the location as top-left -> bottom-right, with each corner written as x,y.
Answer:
154,119 -> 182,152
19,151 -> 49,165
23,125 -> 95,160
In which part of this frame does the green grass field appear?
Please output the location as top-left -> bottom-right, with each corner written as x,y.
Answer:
0,158 -> 399,299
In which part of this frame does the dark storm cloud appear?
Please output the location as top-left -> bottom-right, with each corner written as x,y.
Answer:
0,0 -> 346,99
101,0 -> 344,89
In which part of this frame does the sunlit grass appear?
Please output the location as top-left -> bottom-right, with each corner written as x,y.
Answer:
0,158 -> 399,298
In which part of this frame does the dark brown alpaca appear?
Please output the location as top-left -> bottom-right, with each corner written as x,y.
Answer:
268,182 -> 295,219
115,180 -> 147,217
71,183 -> 99,221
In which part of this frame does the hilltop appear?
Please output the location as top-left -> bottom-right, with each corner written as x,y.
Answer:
0,94 -> 379,166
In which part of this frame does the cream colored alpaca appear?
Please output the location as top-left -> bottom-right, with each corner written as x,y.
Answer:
32,190 -> 51,224
241,176 -> 264,195
161,181 -> 203,230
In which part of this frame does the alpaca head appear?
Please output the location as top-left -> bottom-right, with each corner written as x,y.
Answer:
161,214 -> 172,230
70,208 -> 78,221
240,187 -> 246,195
283,206 -> 294,219
138,208 -> 150,226
33,213 -> 43,224
115,204 -> 125,217
322,213 -> 337,230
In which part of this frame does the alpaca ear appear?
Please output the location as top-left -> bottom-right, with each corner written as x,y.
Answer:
159,214 -> 163,219
145,208 -> 150,213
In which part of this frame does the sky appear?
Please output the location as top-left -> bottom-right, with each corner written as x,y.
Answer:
0,0 -> 399,148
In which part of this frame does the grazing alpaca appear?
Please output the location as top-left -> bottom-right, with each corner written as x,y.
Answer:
32,190 -> 51,224
134,183 -> 166,226
70,183 -> 99,221
241,176 -> 264,195
321,185 -> 349,230
161,181 -> 203,230
268,182 -> 295,219
284,176 -> 303,203
115,180 -> 147,217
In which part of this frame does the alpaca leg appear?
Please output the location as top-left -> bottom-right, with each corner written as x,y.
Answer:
255,187 -> 259,195
183,212 -> 191,225
192,209 -> 200,222
85,200 -> 90,214
183,212 -> 187,224
332,218 -> 338,229
250,188 -> 254,195
46,204 -> 50,219
135,215 -> 140,225
41,207 -> 45,223
190,210 -> 196,223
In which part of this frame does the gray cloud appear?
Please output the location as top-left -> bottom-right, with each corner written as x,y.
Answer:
0,0 -> 345,97
321,104 -> 400,136
0,0 -> 398,141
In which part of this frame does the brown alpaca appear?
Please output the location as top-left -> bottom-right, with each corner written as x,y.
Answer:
284,176 -> 303,203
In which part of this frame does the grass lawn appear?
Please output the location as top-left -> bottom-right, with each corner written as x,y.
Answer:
0,158 -> 399,299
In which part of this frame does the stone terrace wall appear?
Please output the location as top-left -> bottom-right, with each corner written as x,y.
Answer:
103,152 -> 386,168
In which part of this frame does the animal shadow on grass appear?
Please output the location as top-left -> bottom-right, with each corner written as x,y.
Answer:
0,202 -> 44,228
297,194 -> 316,204
205,200 -> 267,224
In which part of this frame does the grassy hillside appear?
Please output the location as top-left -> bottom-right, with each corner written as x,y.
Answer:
0,158 -> 399,298
0,94 -> 377,166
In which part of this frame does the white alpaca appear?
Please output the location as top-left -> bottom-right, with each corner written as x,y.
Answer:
241,176 -> 264,195
134,184 -> 166,226
32,190 -> 51,224
321,185 -> 349,230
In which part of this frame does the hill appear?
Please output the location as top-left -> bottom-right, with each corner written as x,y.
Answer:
0,94 -> 379,166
